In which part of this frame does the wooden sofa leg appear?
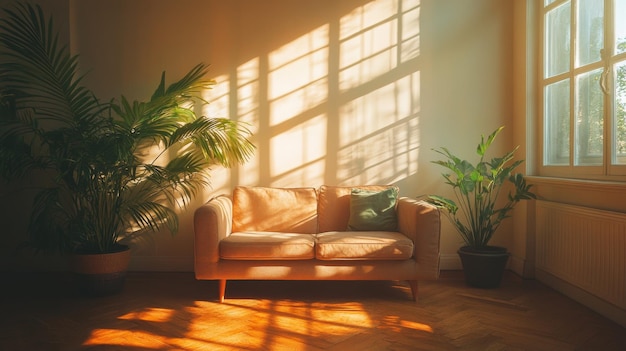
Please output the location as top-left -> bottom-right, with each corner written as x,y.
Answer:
409,280 -> 418,302
219,279 -> 226,303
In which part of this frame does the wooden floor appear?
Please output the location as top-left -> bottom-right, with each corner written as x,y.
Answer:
1,271 -> 624,351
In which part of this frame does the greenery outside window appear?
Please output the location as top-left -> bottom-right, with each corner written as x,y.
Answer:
540,0 -> 626,179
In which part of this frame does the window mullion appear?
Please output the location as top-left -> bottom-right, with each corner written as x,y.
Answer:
569,0 -> 576,167
603,0 -> 612,174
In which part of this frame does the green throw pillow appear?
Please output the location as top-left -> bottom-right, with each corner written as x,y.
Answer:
347,187 -> 399,231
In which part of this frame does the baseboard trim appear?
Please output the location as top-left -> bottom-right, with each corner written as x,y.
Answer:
0,254 -> 68,272
536,268 -> 626,328
508,254 -> 525,277
128,256 -> 193,272
439,253 -> 462,270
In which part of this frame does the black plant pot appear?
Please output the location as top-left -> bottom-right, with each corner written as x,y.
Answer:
458,245 -> 509,288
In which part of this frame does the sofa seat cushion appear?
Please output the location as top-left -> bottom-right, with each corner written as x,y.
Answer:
315,231 -> 414,260
220,232 -> 316,260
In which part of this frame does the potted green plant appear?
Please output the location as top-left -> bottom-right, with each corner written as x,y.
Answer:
0,2 -> 255,295
428,126 -> 535,288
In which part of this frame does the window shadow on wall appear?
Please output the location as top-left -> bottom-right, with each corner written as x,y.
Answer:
205,0 -> 423,193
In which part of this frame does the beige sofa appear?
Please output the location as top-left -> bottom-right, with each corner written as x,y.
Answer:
194,185 -> 441,302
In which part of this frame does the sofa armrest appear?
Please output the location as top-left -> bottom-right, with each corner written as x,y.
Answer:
194,195 -> 232,270
396,197 -> 441,279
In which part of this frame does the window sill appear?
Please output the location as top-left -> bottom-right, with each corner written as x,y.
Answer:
526,176 -> 626,191
525,176 -> 626,213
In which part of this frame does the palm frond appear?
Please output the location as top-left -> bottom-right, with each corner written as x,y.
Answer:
0,2 -> 104,126
170,117 -> 255,167
0,2 -> 255,254
156,63 -> 213,99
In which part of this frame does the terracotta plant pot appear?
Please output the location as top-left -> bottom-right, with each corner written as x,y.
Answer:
457,245 -> 509,288
70,245 -> 131,296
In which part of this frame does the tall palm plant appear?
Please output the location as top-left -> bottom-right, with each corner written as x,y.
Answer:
0,2 -> 255,254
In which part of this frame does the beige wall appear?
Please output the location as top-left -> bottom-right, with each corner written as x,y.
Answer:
1,0 -> 518,271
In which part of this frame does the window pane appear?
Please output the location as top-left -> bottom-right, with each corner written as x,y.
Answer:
616,0 -> 626,55
545,0 -> 559,6
545,79 -> 571,165
576,0 -> 603,67
575,69 -> 604,165
545,2 -> 571,78
613,61 -> 626,164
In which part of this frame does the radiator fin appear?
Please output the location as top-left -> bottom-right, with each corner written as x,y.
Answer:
536,200 -> 626,309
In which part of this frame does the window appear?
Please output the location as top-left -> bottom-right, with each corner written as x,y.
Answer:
540,0 -> 626,179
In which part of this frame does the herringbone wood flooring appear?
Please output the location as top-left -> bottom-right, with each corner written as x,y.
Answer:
1,271 -> 624,350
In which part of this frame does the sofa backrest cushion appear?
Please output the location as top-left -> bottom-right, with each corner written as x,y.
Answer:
232,186 -> 318,233
318,185 -> 397,232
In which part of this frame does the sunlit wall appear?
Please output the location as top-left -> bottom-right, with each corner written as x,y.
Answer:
201,0 -> 423,192
0,0 -> 516,271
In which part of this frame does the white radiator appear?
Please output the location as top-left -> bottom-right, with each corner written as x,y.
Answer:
535,200 -> 626,310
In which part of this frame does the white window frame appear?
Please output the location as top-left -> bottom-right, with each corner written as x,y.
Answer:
538,0 -> 626,180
